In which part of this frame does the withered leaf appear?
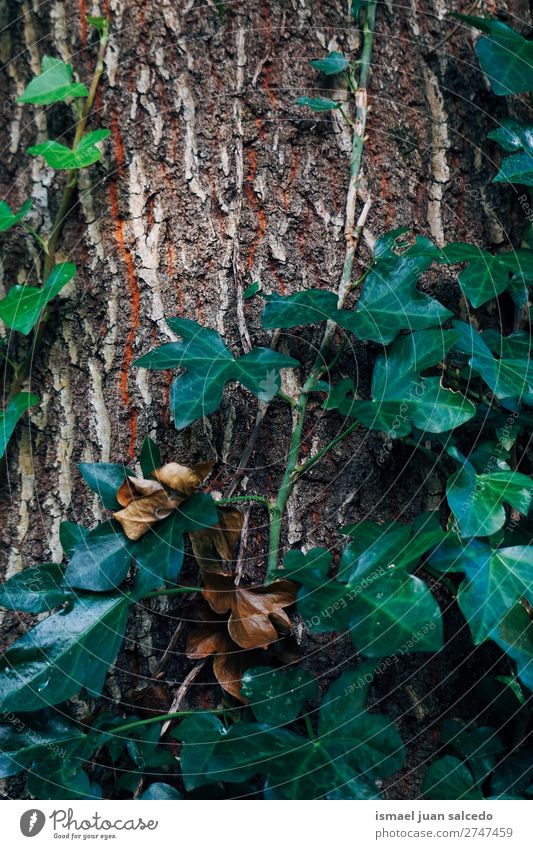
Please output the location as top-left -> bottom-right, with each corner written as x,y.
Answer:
202,574 -> 297,650
113,460 -> 213,541
189,506 -> 243,575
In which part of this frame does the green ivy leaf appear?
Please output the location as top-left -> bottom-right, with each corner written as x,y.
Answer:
456,543 -> 533,645
296,96 -> 342,111
65,519 -> 132,592
452,321 -> 533,406
28,129 -> 110,170
241,666 -> 318,725
0,593 -> 130,712
447,450 -> 533,538
335,254 -> 451,344
488,119 -> 533,186
133,492 -> 219,597
139,436 -> 161,477
28,743 -> 100,800
243,281 -> 261,300
321,330 -> 475,435
261,289 -> 339,328
457,16 -> 533,96
78,461 -> 132,509
491,604 -> 533,692
422,755 -> 483,799
0,714 -> 84,779
172,714 -> 228,791
87,15 -> 109,34
441,720 -> 504,786
437,243 -> 533,308
310,52 -> 350,76
0,392 -> 38,459
284,520 -> 444,657
0,262 -> 76,335
134,318 -> 299,430
59,521 -> 89,558
141,783 -> 183,799
0,563 -> 72,613
0,199 -> 32,232
18,56 -> 88,104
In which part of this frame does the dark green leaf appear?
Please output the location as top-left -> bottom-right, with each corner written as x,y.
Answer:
488,119 -> 533,186
243,281 -> 261,300
0,392 -> 38,459
310,52 -> 350,76
65,519 -> 132,592
0,593 -> 130,712
134,318 -> 298,430
490,604 -> 533,691
241,666 -> 318,725
28,745 -> 100,800
447,451 -> 533,538
335,254 -> 451,344
18,56 -> 88,104
139,436 -> 161,477
0,199 -> 32,232
441,720 -> 503,785
0,262 -> 76,335
452,320 -> 533,406
296,96 -> 342,111
133,492 -> 218,596
457,16 -> 533,96
0,564 -> 72,613
28,130 -> 110,170
0,714 -> 84,778
59,521 -> 89,559
261,289 -> 338,328
173,713 -> 227,791
422,755 -> 483,799
78,461 -> 132,509
141,783 -> 182,799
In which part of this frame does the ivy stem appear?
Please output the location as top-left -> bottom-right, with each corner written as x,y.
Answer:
6,25 -> 109,405
217,494 -> 273,512
142,586 -> 204,600
104,708 -> 229,737
294,421 -> 359,478
266,3 -> 377,581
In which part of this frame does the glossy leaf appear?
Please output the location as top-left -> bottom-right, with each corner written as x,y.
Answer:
28,130 -> 110,170
65,519 -> 132,592
452,320 -> 533,406
488,119 -> 533,186
422,755 -> 483,799
18,56 -> 88,104
457,544 -> 533,643
0,593 -> 130,712
243,280 -> 260,300
457,16 -> 533,96
335,253 -> 451,344
283,521 -> 443,657
310,52 -> 350,75
320,329 -> 475,435
447,451 -> 533,537
0,392 -> 38,459
0,262 -> 76,335
133,492 -> 219,596
0,199 -> 32,232
59,521 -> 89,558
0,563 -> 72,613
173,713 -> 227,791
139,436 -> 161,477
491,604 -> 533,692
296,96 -> 342,111
241,666 -> 318,725
262,289 -> 338,328
27,744 -> 100,800
134,318 -> 299,430
141,783 -> 183,799
0,714 -> 84,779
438,243 -> 533,308
79,461 -> 132,509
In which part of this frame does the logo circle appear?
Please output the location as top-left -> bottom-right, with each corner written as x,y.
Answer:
20,810 -> 46,837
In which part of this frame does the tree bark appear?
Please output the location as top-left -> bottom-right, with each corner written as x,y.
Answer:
0,0 -> 530,797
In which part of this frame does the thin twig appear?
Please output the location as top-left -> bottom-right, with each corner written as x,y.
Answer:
160,660 -> 207,736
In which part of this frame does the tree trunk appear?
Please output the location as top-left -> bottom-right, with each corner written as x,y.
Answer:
0,0 -> 530,797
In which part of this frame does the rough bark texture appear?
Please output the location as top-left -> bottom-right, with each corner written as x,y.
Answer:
0,0 -> 531,798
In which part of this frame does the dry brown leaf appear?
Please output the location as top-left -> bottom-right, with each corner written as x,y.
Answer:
202,574 -> 297,650
113,459 -> 213,541
189,506 -> 243,575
